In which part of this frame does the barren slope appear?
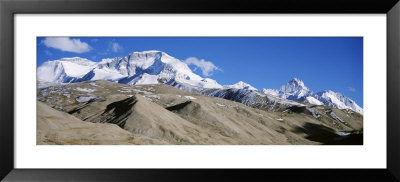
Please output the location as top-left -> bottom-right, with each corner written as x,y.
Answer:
37,101 -> 169,145
37,80 -> 363,145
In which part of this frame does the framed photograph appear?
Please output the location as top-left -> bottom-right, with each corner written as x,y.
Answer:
1,0 -> 399,181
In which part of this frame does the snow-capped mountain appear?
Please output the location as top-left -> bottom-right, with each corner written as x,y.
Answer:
37,57 -> 97,83
262,78 -> 363,114
314,90 -> 363,114
37,51 -> 223,89
278,78 -> 313,100
261,88 -> 279,97
262,78 -> 313,100
37,51 -> 362,114
223,81 -> 258,91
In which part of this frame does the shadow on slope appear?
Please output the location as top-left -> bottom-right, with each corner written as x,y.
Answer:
286,106 -> 311,114
165,101 -> 192,111
292,122 -> 363,145
89,96 -> 137,128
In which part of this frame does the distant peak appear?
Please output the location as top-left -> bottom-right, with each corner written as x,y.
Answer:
319,90 -> 343,96
236,81 -> 246,85
292,77 -> 301,81
318,90 -> 334,94
224,81 -> 258,91
233,81 -> 251,87
262,88 -> 278,91
288,77 -> 305,86
278,77 -> 312,99
262,88 -> 279,96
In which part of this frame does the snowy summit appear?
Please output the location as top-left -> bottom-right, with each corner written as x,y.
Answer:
223,81 -> 258,91
37,50 -> 223,89
279,78 -> 313,100
262,78 -> 363,114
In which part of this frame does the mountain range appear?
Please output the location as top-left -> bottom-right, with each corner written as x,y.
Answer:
261,78 -> 362,114
37,50 -> 362,114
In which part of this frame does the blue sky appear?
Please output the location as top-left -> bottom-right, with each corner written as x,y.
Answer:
37,37 -> 363,107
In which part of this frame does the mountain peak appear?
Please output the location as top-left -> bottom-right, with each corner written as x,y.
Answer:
323,90 -> 336,94
288,77 -> 305,87
236,81 -> 246,85
262,88 -> 279,96
279,78 -> 308,93
274,77 -> 313,101
224,81 -> 258,91
315,90 -> 363,114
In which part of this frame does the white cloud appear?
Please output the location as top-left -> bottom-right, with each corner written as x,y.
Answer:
42,37 -> 91,53
348,87 -> 356,92
184,57 -> 220,76
111,42 -> 123,52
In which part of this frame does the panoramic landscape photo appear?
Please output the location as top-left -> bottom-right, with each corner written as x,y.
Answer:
36,37 -> 363,145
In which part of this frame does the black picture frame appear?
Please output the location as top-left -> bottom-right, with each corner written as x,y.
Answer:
1,0 -> 399,181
